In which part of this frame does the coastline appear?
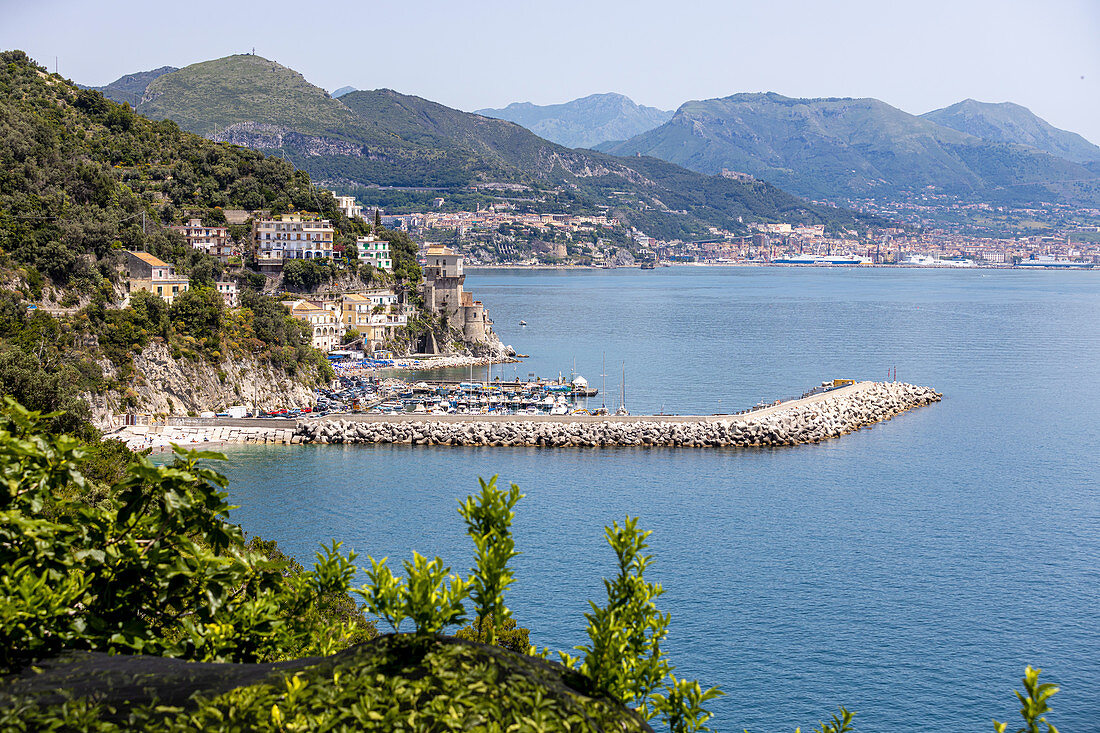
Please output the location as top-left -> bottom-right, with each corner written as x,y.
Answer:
465,262 -> 1086,271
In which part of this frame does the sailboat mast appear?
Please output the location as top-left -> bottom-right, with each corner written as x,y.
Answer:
620,361 -> 626,411
600,353 -> 606,409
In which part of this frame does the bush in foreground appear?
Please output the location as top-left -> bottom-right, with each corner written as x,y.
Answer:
0,399 -> 1064,732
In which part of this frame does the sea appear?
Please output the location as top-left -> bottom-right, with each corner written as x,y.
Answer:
213,267 -> 1099,732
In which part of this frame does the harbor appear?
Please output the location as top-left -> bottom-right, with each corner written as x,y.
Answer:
317,373 -> 603,417
117,381 -> 941,450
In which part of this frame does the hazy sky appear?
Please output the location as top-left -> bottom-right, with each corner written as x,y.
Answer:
4,0 -> 1099,143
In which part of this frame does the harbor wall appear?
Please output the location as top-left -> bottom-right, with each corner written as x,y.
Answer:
113,382 -> 940,450
293,382 -> 941,448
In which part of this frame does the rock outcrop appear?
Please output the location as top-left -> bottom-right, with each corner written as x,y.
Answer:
87,342 -> 321,428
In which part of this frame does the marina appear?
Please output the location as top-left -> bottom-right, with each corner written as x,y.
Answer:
315,373 -> 604,417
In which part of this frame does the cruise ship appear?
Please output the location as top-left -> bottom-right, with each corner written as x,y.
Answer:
772,254 -> 872,265
1017,257 -> 1094,269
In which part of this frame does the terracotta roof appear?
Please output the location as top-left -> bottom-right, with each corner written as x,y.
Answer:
127,251 -> 170,267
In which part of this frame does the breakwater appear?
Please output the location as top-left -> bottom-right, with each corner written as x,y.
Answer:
294,381 -> 940,448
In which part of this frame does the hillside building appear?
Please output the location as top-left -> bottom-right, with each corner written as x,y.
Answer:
354,235 -> 393,271
171,218 -> 234,263
421,244 -> 494,343
125,251 -> 190,305
335,291 -> 407,352
253,214 -> 335,271
332,193 -> 363,221
215,280 -> 239,308
281,298 -> 343,352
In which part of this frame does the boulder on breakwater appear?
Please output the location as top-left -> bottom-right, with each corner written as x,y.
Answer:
293,382 -> 941,449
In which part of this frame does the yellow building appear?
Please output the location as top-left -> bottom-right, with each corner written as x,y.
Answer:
282,298 -> 343,352
125,251 -> 190,305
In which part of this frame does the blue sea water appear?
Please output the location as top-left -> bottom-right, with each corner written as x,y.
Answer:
214,267 -> 1099,732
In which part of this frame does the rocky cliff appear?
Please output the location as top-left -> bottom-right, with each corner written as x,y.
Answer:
85,342 -> 322,426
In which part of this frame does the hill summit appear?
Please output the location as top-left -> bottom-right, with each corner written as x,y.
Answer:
921,98 -> 1100,164
600,92 -> 1100,207
476,93 -> 673,149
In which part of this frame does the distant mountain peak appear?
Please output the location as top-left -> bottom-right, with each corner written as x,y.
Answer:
922,98 -> 1100,163
84,65 -> 178,106
476,93 -> 673,149
331,86 -> 356,98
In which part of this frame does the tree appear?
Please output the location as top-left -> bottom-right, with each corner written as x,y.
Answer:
170,287 -> 224,346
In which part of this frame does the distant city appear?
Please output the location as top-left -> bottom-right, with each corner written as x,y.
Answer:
378,197 -> 1100,268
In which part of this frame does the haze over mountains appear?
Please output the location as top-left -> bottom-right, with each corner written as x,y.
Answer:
476,93 -> 672,150
88,55 -> 1100,228
88,54 -> 866,240
598,93 -> 1100,207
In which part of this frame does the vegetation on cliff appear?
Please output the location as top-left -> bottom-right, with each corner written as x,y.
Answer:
0,50 -> 393,418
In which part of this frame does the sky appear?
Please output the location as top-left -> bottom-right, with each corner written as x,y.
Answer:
3,0 -> 1099,143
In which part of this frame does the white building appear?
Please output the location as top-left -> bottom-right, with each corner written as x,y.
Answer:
253,214 -> 335,269
215,280 -> 238,308
332,193 -> 363,221
355,235 -> 393,271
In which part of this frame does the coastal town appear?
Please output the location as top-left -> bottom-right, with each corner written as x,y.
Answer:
375,195 -> 1100,268
121,191 -> 507,358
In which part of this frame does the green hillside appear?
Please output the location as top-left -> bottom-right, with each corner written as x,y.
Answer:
600,92 -> 1100,207
922,99 -> 1100,164
123,56 -> 879,238
139,54 -> 363,139
0,50 -> 356,423
476,93 -> 673,149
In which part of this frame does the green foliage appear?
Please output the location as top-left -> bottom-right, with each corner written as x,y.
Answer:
574,516 -> 672,706
281,258 -> 336,292
0,348 -> 94,440
458,475 -> 523,645
0,400 -> 371,673
169,286 -> 224,347
994,666 -> 1060,733
357,553 -> 468,636
567,516 -> 723,733
454,614 -> 531,654
0,635 -> 653,732
795,707 -> 856,733
651,676 -> 725,733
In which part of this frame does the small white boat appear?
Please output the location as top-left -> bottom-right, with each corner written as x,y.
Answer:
519,320 -> 527,327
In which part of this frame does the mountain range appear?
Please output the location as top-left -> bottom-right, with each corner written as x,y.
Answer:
86,55 -> 871,240
87,55 -> 1100,229
476,93 -> 672,150
597,92 -> 1100,207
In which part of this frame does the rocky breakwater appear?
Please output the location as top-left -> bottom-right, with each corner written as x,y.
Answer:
294,382 -> 941,449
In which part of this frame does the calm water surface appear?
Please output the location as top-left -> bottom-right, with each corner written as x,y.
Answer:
216,268 -> 1099,732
